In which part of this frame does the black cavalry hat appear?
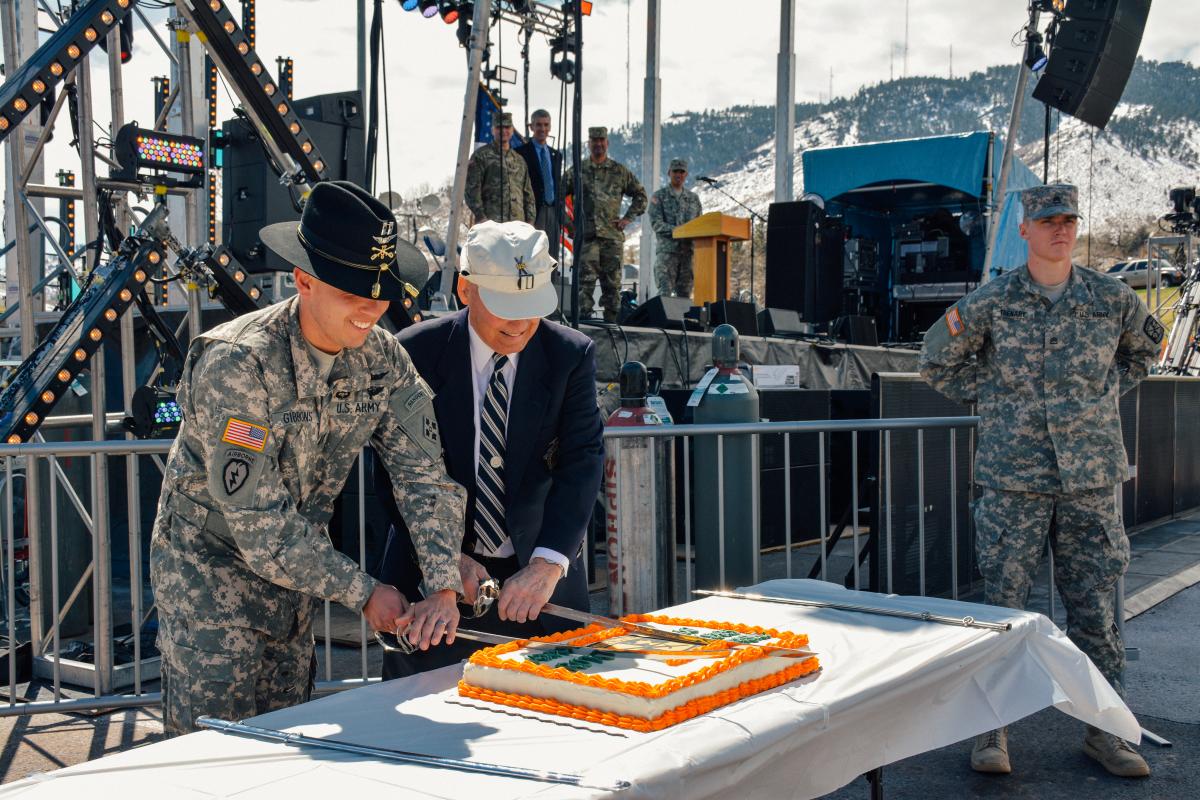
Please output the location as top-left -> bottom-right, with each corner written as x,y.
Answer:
258,180 -> 426,302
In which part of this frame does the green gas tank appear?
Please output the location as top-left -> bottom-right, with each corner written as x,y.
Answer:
690,324 -> 759,590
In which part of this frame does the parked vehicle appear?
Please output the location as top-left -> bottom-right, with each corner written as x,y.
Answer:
1106,258 -> 1184,288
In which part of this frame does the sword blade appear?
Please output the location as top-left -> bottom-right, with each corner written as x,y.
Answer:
454,628 -> 727,660
539,605 -> 818,659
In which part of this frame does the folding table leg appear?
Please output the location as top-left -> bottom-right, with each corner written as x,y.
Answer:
863,766 -> 883,800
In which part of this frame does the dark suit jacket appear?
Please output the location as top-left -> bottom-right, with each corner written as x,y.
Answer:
515,141 -> 563,208
375,309 -> 603,616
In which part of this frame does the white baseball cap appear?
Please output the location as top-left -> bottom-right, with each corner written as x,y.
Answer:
460,220 -> 558,320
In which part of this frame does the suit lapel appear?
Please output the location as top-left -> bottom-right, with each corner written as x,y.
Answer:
433,311 -> 476,487
504,326 -> 550,498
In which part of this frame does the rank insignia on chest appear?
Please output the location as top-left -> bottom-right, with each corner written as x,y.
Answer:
221,417 -> 269,452
945,307 -> 965,337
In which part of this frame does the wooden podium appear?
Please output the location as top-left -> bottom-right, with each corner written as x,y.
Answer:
672,212 -> 752,306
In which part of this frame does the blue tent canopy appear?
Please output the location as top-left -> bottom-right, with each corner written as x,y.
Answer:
801,131 -> 1040,275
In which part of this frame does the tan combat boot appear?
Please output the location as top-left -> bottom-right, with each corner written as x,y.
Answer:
1084,725 -> 1150,778
970,727 -> 1011,774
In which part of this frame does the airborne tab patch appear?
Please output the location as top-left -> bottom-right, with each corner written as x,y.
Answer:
945,307 -> 965,337
221,418 -> 269,452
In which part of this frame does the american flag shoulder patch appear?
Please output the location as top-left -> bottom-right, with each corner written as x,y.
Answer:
945,307 -> 965,337
221,417 -> 269,452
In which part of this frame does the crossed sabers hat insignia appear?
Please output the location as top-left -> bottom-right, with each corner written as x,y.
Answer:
369,221 -> 398,298
515,256 -> 534,290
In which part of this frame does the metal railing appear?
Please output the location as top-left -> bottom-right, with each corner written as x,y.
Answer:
601,416 -> 980,609
1,409 -> 1170,718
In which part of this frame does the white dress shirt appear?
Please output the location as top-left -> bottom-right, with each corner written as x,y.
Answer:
466,318 -> 569,574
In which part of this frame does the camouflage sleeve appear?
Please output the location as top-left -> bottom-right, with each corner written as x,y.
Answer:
690,192 -> 703,220
371,352 -> 466,597
1116,286 -> 1161,395
522,169 -> 537,224
464,152 -> 485,220
623,166 -> 648,220
648,191 -> 671,236
918,294 -> 988,404
190,343 -> 378,611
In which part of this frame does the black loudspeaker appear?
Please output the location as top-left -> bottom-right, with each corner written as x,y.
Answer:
833,315 -> 879,347
708,300 -> 758,336
1032,0 -> 1151,129
757,389 -> 832,549
624,295 -> 700,331
765,200 -> 822,314
223,91 -> 365,272
758,307 -> 808,338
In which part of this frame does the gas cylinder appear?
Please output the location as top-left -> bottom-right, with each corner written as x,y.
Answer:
691,325 -> 759,590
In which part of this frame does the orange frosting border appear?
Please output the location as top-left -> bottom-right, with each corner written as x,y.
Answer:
459,613 -> 820,730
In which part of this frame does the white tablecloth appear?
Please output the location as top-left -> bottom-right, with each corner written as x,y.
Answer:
1,579 -> 1138,799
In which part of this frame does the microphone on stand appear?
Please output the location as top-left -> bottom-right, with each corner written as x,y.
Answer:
697,176 -> 719,185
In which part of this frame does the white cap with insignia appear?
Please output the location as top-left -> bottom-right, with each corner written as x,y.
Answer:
460,220 -> 558,320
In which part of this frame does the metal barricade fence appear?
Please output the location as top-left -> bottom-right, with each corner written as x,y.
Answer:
0,437 -> 384,717
5,413 -> 1123,721
601,417 -> 981,609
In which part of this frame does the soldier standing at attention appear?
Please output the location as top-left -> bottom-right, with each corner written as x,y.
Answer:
562,126 -> 647,322
648,157 -> 703,299
920,184 -> 1159,778
465,111 -> 536,225
150,182 -> 467,736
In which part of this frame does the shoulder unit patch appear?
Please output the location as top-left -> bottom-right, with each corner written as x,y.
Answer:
1143,315 -> 1165,344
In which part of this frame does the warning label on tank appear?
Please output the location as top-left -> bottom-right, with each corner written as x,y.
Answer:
709,382 -> 749,395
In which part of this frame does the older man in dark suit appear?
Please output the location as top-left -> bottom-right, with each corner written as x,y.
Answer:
376,220 -> 604,678
515,109 -> 563,264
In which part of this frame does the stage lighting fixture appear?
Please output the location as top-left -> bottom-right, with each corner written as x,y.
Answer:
0,0 -> 136,145
401,0 -> 422,10
110,122 -> 206,188
418,0 -> 439,17
96,14 -> 134,64
200,245 -> 265,316
439,1 -> 461,23
550,36 -> 576,83
1024,32 -> 1049,72
123,386 -> 183,439
0,209 -> 167,445
175,1 -> 327,185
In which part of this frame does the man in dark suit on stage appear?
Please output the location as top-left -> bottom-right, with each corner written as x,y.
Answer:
376,220 -> 604,679
515,109 -> 563,264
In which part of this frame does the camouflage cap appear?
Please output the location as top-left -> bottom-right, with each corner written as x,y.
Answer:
588,126 -> 608,139
1022,183 -> 1079,220
669,158 -> 688,172
493,111 -> 514,127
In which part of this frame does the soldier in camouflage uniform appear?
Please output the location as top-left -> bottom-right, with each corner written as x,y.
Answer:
648,157 -> 703,298
562,126 -> 647,322
464,112 -> 536,225
920,184 -> 1159,779
150,182 -> 467,736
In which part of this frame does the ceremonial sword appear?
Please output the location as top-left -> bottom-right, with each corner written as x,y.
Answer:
540,602 -> 819,658
196,717 -> 629,791
377,627 -> 816,661
693,589 -> 1013,632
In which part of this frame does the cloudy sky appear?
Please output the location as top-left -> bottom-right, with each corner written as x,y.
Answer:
11,0 -> 1200,197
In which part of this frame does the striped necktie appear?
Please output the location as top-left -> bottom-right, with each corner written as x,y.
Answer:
475,354 -> 510,554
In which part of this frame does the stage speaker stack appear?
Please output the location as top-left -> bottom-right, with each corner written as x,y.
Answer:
1032,0 -> 1151,129
223,91 -> 365,272
707,300 -> 758,337
624,296 -> 701,331
765,200 -> 844,324
757,307 -> 809,338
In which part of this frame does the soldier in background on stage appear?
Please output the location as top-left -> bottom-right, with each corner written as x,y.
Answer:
919,183 -> 1158,779
515,109 -> 564,264
465,111 -> 536,225
562,126 -> 647,322
150,182 -> 466,736
648,157 -> 703,298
